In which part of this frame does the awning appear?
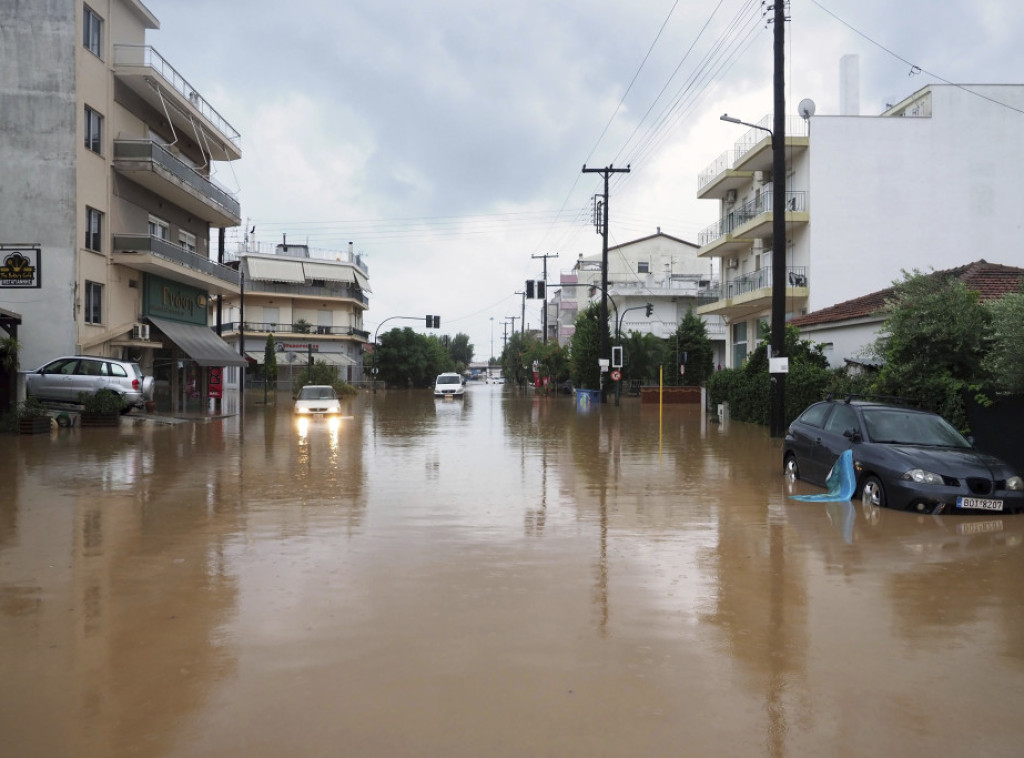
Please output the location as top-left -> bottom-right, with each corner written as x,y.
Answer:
303,261 -> 355,282
245,257 -> 306,283
353,269 -> 372,293
148,316 -> 248,367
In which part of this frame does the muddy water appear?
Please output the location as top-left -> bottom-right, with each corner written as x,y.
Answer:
2,383 -> 1023,757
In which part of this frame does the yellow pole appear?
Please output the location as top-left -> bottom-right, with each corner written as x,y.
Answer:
658,365 -> 663,462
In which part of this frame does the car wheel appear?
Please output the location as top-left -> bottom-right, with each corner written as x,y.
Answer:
784,454 -> 800,480
861,475 -> 888,509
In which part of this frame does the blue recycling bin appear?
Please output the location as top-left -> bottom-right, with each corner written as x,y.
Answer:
575,388 -> 601,411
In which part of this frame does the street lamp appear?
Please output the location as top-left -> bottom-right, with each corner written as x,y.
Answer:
612,303 -> 652,407
720,111 -> 787,437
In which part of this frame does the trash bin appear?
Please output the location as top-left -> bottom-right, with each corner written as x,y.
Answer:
575,388 -> 601,411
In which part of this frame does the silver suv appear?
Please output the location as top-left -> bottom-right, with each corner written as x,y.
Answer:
25,356 -> 155,412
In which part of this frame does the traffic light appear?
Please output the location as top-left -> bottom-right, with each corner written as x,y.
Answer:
426,314 -> 432,328
611,345 -> 623,368
425,314 -> 440,328
526,280 -> 535,299
433,315 -> 440,328
645,303 -> 653,317
536,280 -> 545,298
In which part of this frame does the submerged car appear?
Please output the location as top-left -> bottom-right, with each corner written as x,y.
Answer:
783,396 -> 1024,514
293,384 -> 342,415
433,372 -> 465,397
25,355 -> 154,412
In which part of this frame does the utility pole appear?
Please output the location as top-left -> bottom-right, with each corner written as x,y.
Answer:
769,0 -> 787,438
515,290 -> 526,335
582,163 -> 630,402
502,319 -> 510,349
531,253 -> 558,343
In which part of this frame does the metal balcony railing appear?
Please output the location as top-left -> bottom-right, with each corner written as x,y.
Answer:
698,116 -> 809,189
241,279 -> 369,307
113,234 -> 240,286
222,322 -> 370,341
113,45 -> 241,149
114,140 -> 240,217
697,266 -> 809,306
698,190 -> 807,246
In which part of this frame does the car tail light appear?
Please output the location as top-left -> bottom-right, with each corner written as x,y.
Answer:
132,379 -> 140,390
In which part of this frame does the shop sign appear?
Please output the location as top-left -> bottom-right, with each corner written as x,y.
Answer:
0,246 -> 41,288
208,367 -> 223,398
143,274 -> 208,326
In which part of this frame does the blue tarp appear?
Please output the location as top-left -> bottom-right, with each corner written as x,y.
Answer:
790,449 -> 856,502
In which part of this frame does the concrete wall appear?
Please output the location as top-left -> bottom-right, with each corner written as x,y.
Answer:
0,0 -> 79,369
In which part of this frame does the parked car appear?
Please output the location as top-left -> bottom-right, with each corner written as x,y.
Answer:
783,396 -> 1024,514
25,355 -> 154,413
434,372 -> 465,397
293,384 -> 342,415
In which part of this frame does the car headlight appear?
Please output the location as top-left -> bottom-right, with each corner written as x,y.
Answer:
902,469 -> 944,485
1007,476 -> 1023,491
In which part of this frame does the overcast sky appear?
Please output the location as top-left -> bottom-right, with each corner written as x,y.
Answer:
144,0 -> 1023,359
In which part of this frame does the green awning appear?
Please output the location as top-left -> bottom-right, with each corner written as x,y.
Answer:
148,316 -> 248,367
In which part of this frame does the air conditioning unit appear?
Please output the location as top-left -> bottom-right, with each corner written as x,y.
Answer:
131,323 -> 150,341
727,258 -> 739,269
725,189 -> 737,203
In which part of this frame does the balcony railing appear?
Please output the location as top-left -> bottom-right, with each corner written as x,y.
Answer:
113,45 -> 241,150
698,190 -> 807,246
114,140 -> 240,219
113,234 -> 240,287
698,116 -> 809,189
221,322 -> 370,341
224,243 -> 370,276
241,279 -> 369,307
697,266 -> 808,306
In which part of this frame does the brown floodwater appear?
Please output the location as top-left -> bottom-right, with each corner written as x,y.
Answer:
2,383 -> 1023,757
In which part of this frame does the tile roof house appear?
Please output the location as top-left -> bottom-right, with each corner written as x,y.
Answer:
790,260 -> 1024,368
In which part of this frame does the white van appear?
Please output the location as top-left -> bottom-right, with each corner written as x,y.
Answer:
433,372 -> 465,397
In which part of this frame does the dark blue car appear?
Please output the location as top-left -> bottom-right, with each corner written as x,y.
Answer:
783,397 -> 1024,514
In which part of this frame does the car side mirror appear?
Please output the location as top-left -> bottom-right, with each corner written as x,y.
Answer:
844,428 -> 862,443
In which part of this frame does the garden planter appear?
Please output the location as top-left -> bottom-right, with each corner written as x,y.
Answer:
18,416 -> 51,434
80,412 -> 119,427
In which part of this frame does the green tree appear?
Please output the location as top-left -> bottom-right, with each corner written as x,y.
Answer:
869,270 -> 991,427
262,333 -> 278,402
670,308 -> 715,386
983,289 -> 1024,394
569,303 -> 602,390
500,331 -> 535,388
621,330 -> 665,386
377,328 -> 454,388
523,338 -> 569,391
447,333 -> 474,372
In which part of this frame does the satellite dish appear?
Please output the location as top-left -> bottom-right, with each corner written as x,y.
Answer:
798,98 -> 816,119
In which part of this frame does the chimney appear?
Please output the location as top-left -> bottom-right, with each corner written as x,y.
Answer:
840,54 -> 860,116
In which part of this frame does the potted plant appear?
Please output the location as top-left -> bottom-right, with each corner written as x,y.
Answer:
79,390 -> 123,427
17,396 -> 51,434
294,318 -> 311,334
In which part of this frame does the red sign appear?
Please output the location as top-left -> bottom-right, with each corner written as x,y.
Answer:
611,370 -> 622,381
207,367 -> 223,398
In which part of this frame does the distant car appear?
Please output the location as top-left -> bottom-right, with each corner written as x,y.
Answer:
25,355 -> 154,413
783,396 -> 1024,514
434,372 -> 465,397
293,384 -> 342,415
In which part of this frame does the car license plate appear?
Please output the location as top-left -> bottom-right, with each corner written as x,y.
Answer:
956,497 -> 1003,512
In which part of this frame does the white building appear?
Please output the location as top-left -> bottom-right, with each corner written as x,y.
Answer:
696,82 -> 1024,368
0,0 -> 245,412
555,230 -> 726,365
215,242 -> 371,386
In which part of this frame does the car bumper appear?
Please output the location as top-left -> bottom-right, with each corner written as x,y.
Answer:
883,478 -> 1024,514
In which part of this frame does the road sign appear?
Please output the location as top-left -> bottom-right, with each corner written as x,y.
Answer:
679,364 -> 686,376
611,370 -> 621,381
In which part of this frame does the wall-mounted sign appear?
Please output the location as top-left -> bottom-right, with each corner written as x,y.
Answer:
142,274 -> 208,326
0,246 -> 41,288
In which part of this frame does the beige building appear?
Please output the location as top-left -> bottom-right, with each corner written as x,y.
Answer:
1,0 -> 245,412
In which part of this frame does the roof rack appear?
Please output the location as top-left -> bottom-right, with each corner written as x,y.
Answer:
825,392 -> 927,409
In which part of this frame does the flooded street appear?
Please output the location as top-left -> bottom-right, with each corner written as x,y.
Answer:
2,382 -> 1023,757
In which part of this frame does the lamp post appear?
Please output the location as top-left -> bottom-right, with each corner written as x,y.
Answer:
613,303 -> 652,407
719,111 -> 787,438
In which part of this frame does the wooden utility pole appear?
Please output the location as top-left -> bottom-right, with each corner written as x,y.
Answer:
769,0 -> 787,438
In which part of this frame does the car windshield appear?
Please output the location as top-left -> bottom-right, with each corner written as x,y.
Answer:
437,376 -> 460,385
862,408 -> 971,448
297,386 -> 336,400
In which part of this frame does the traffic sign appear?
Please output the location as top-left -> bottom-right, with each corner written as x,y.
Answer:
679,364 -> 686,376
611,370 -> 621,381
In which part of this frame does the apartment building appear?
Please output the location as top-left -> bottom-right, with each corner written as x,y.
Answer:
696,82 -> 1024,368
556,231 -> 725,366
215,242 -> 371,387
0,0 -> 244,411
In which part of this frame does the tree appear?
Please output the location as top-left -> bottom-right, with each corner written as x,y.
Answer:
621,330 -> 665,386
983,289 -> 1024,394
262,333 -> 278,402
569,303 -> 602,390
500,331 -> 535,388
670,308 -> 715,386
377,327 -> 454,388
447,333 -> 474,372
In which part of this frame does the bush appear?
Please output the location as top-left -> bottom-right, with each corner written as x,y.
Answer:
80,389 -> 125,414
292,360 -> 358,397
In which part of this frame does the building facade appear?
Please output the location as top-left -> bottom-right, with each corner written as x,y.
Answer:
696,83 -> 1024,367
215,243 -> 371,387
0,0 -> 245,411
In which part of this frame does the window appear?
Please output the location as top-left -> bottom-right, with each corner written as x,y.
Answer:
83,5 -> 103,57
824,404 -> 858,436
85,207 -> 103,252
179,230 -> 196,254
84,281 -> 103,325
84,106 -> 103,154
637,261 -> 650,274
731,321 -> 748,367
148,215 -> 170,241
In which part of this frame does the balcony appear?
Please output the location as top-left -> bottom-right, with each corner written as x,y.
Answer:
697,190 -> 808,258
221,322 -> 370,342
113,234 -> 240,294
697,116 -> 808,194
696,266 -> 809,320
113,45 -> 241,161
114,140 -> 241,227
241,279 -> 370,308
